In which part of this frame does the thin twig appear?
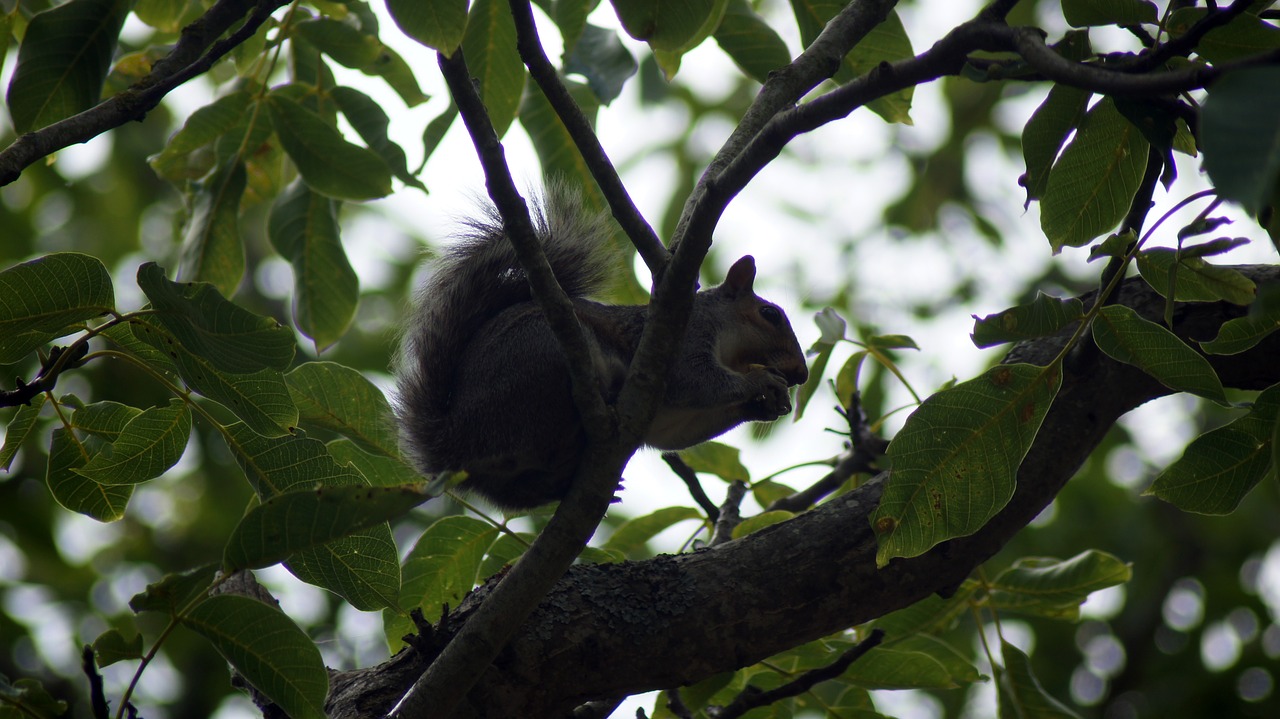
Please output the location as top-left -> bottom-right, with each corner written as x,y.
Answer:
662,452 -> 720,522
507,0 -> 668,275
709,481 -> 748,546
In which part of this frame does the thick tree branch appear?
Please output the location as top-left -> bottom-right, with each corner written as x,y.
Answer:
506,0 -> 668,275
0,0 -> 286,186
327,267 -> 1280,718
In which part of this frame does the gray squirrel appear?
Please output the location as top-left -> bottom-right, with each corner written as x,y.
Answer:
395,189 -> 809,509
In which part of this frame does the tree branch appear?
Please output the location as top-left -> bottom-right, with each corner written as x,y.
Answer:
0,0 -> 287,186
506,0 -> 668,275
327,267 -> 1280,717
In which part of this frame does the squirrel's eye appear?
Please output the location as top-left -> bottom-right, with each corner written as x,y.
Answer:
760,305 -> 783,326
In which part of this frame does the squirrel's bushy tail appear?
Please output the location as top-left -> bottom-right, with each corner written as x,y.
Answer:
395,186 -> 614,476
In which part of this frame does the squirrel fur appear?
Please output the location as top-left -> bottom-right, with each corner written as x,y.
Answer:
395,188 -> 809,509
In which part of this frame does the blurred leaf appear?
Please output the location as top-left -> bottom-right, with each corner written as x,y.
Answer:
998,641 -> 1082,718
750,479 -> 796,508
5,0 -> 129,133
224,483 -> 430,571
1092,305 -> 1228,403
731,510 -> 794,539
294,17 -> 383,69
1022,85 -> 1091,204
604,507 -> 704,555
0,675 -> 67,719
1041,98 -> 1150,252
870,580 -> 977,641
362,45 -> 430,107
678,441 -> 750,482
461,0 -> 525,137
972,294 -> 1084,349
1168,8 -> 1280,64
267,180 -> 359,348
1201,301 -> 1280,355
1062,0 -> 1157,27
1146,384 -> 1279,514
92,628 -> 143,667
844,645 -> 957,689
74,399 -> 190,485
181,595 -> 328,719
476,531 -> 536,581
267,92 -> 393,201
46,427 -> 132,522
989,550 -> 1132,620
840,9 -> 914,123
129,564 -> 218,614
713,0 -> 791,84
873,363 -> 1062,565
421,102 -> 459,170
0,253 -> 114,363
565,24 -> 638,104
1,394 -> 45,470
896,635 -> 985,685
398,516 -> 499,624
386,0 -> 468,53
1201,66 -> 1280,215
612,0 -> 727,55
178,159 -> 247,296
286,362 -> 398,456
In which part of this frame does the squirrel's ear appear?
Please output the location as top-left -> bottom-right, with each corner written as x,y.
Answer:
722,256 -> 757,296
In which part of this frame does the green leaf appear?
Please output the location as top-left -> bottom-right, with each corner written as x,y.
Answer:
129,564 -> 218,614
46,427 -> 132,522
1062,0 -> 1157,27
677,441 -> 750,482
713,0 -> 791,84
1041,97 -> 1150,252
286,362 -> 399,456
1201,66 -> 1280,215
476,531 -> 535,581
519,79 -> 599,187
1146,385 -> 1279,514
178,159 -> 247,297
181,595 -> 328,719
222,421 -> 362,498
0,252 -> 114,363
327,439 -> 421,488
149,91 -> 254,182
796,307 -> 846,419
1092,305 -> 1228,403
71,400 -> 140,439
998,641 -> 1082,719
971,294 -> 1084,349
989,550 -> 1132,620
224,483 -> 431,571
74,399 -> 190,485
564,24 -> 638,105
1136,248 -> 1256,305
870,580 -> 977,642
266,92 -> 393,201
895,635 -> 985,685
386,0 -> 468,53
1201,301 -> 1280,355
4,0 -> 129,133
398,516 -> 500,623
1,394 -> 45,470
839,9 -> 914,123
331,85 -> 425,191
363,45 -> 430,107
293,18 -> 383,69
421,102 -> 459,170
1022,85 -> 1091,204
267,180 -> 359,348
92,628 -> 144,667
1168,8 -> 1280,64
872,363 -> 1063,565
611,0 -> 726,52
461,0 -> 526,137
604,507 -> 704,555
731,510 -> 794,539
844,645 -> 957,689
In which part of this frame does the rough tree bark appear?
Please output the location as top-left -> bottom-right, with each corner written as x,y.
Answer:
323,267 -> 1280,718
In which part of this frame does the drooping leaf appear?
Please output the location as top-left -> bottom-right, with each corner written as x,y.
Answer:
149,91 -> 254,181
1022,85 -> 1092,204
5,0 -> 130,133
129,564 -> 218,614
998,641 -> 1082,718
1092,305 -> 1228,403
796,307 -> 847,419
266,92 -> 393,201
46,427 -> 132,522
972,294 -> 1085,349
677,441 -> 750,482
267,180 -> 359,348
294,17 -> 384,69
713,0 -> 791,84
398,516 -> 500,623
178,159 -> 247,297
1168,8 -> 1280,64
1201,66 -> 1280,215
1136,248 -> 1256,305
224,483 -> 431,571
331,85 -> 425,191
461,0 -> 526,137
0,253 -> 114,363
790,2 -> 913,122
1041,97 -> 1150,252
870,580 -> 978,642
842,645 -> 957,690
1,394 -> 45,470
181,595 -> 328,719
1201,301 -> 1280,355
386,0 -> 468,53
327,440 -> 421,488
872,363 -> 1063,565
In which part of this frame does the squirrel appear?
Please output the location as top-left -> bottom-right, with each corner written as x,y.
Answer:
395,188 -> 809,509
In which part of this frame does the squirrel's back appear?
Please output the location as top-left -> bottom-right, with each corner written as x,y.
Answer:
395,188 -> 614,487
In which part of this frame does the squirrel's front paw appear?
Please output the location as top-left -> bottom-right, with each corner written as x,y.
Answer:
744,369 -> 792,421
